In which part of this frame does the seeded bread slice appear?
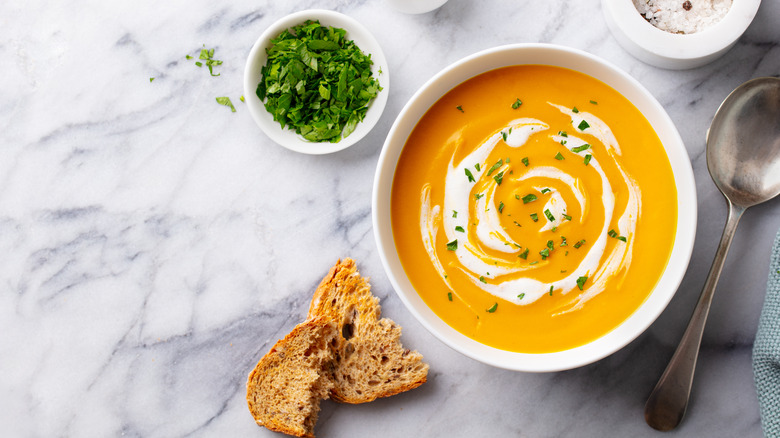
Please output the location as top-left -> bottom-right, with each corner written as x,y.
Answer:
246,318 -> 337,438
307,258 -> 429,403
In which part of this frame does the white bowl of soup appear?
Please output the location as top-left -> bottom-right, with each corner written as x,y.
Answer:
372,44 -> 696,372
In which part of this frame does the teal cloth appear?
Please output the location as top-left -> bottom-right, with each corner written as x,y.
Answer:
754,229 -> 780,437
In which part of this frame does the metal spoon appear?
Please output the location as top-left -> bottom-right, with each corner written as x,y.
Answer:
645,77 -> 780,431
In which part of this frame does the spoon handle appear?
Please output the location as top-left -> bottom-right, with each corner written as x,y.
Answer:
644,201 -> 746,431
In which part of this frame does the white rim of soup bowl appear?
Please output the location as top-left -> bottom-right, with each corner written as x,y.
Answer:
243,9 -> 389,154
372,43 -> 697,372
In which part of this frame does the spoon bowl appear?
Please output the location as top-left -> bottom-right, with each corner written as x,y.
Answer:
645,76 -> 780,431
707,77 -> 780,207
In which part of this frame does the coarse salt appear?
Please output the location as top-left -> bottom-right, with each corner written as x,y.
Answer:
632,0 -> 733,34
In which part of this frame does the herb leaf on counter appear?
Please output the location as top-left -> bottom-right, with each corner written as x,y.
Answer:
257,20 -> 382,143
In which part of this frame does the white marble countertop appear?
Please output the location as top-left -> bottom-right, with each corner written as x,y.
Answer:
2,0 -> 779,436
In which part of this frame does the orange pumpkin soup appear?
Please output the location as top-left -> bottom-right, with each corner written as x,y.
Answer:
391,65 -> 677,353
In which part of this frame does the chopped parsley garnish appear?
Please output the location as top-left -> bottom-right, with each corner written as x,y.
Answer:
544,209 -> 555,222
541,188 -> 551,194
547,240 -> 555,250
529,261 -> 539,265
574,239 -> 586,248
448,292 -> 453,301
240,95 -> 246,102
515,194 -> 521,200
479,276 -> 488,284
560,236 -> 568,246
562,213 -> 572,221
549,285 -> 554,296
609,229 -> 628,242
518,293 -> 525,300
256,21 -> 382,142
576,276 -> 588,290
486,159 -> 503,176
447,240 -> 458,251
196,46 -> 223,76
475,163 -> 481,171
502,131 -> 508,142
513,220 -> 522,227
519,248 -> 529,259
452,210 -> 458,218
590,100 -> 598,105
216,97 -> 236,112
555,152 -> 565,160
455,226 -> 465,232
572,144 -> 591,153
522,194 -> 538,204
558,131 -> 568,137
149,77 -> 155,83
530,213 -> 539,222
572,107 -> 580,113
475,193 -> 484,200
584,154 -> 592,166
521,157 -> 529,167
494,171 -> 505,185
465,168 -> 476,182
512,98 -> 522,109
498,202 -> 505,213
540,248 -> 550,259
577,120 -> 590,131
457,105 -> 464,112
487,302 -> 498,313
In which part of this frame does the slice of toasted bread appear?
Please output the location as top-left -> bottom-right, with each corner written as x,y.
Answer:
246,318 -> 337,438
308,258 -> 429,404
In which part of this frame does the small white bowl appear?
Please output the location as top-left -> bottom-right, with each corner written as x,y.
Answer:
602,0 -> 761,69
244,10 -> 389,154
372,44 -> 698,372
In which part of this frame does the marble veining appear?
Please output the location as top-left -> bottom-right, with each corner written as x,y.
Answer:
1,0 -> 779,436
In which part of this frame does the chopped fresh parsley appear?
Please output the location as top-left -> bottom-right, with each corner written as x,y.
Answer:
572,107 -> 580,113
574,239 -> 586,248
558,130 -> 568,137
519,248 -> 529,259
584,154 -> 592,166
590,100 -> 598,105
216,97 -> 236,112
475,193 -> 484,200
487,302 -> 498,313
549,285 -> 554,296
452,210 -> 458,218
544,209 -> 555,222
577,276 -> 588,290
562,213 -> 572,221
540,248 -> 550,259
498,202 -> 505,213
486,159 -> 503,176
521,157 -> 529,167
518,293 -> 525,300
447,240 -> 458,251
494,171 -> 505,185
502,131 -> 508,142
555,152 -> 565,160
256,21 -> 382,142
195,46 -> 223,76
455,226 -> 465,232
149,77 -> 155,83
572,144 -> 591,153
475,163 -> 481,171
541,188 -> 551,194
448,292 -> 453,301
479,276 -> 488,284
530,213 -> 539,222
512,98 -> 522,109
522,194 -> 538,204
577,120 -> 590,131
465,168 -> 476,182
609,229 -> 628,242
560,236 -> 568,246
